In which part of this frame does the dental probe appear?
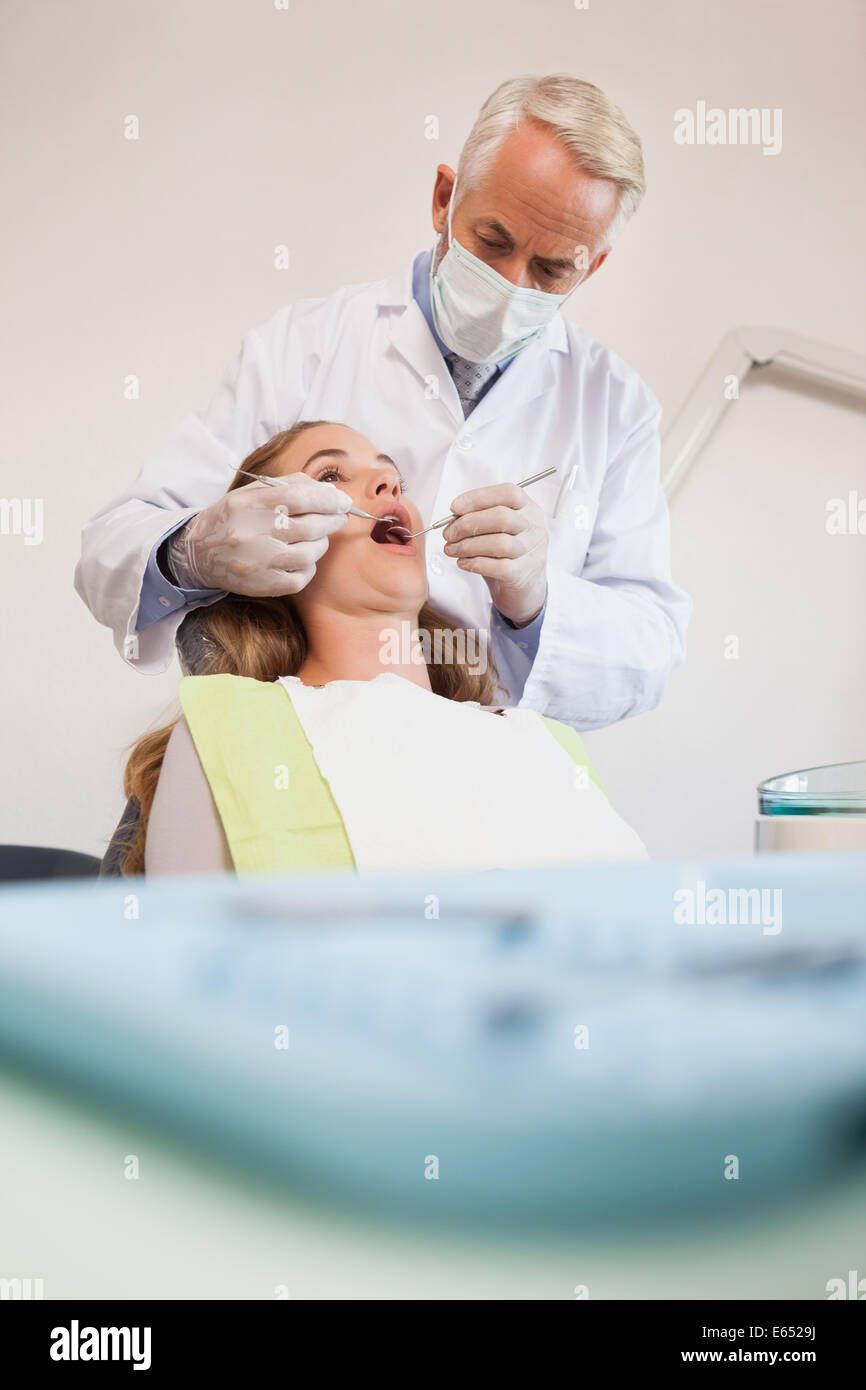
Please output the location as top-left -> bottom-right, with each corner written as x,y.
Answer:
404,466 -> 558,539
233,468 -> 398,524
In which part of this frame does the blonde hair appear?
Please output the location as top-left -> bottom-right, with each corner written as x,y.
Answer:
117,421 -> 501,875
458,74 -> 646,248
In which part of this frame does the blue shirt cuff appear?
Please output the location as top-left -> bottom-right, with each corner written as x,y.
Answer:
135,517 -> 226,631
491,591 -> 547,662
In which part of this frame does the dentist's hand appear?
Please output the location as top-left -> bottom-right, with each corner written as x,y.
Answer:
165,476 -> 352,597
442,482 -> 549,627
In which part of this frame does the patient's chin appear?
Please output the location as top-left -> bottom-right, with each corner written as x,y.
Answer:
369,569 -> 427,608
366,548 -> 423,579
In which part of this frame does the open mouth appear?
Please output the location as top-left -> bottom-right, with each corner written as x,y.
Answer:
370,502 -> 413,547
371,519 -> 412,545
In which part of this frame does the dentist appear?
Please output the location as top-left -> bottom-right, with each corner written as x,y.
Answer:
75,73 -> 690,730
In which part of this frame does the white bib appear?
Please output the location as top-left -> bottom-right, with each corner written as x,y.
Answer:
279,673 -> 647,874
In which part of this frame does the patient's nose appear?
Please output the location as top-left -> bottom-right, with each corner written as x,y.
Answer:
368,470 -> 402,503
377,475 -> 400,494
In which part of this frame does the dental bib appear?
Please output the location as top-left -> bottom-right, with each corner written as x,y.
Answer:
277,672 -> 646,873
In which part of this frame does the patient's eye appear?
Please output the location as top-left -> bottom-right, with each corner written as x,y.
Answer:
317,466 -> 347,483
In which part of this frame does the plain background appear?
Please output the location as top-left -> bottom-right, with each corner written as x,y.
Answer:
1,0 -> 864,860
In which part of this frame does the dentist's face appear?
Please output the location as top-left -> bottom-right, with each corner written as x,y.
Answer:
431,119 -> 618,291
269,423 -> 427,615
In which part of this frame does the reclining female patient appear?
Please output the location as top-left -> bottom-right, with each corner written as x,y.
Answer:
120,420 -> 647,876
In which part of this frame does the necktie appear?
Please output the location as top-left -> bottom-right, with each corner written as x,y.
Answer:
448,354 -> 498,417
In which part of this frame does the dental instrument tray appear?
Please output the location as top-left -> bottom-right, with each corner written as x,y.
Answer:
0,853 -> 864,1224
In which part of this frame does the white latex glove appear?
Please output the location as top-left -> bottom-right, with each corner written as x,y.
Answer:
166,476 -> 352,597
442,482 -> 549,627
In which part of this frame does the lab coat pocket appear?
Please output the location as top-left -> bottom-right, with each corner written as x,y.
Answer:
539,469 -> 596,570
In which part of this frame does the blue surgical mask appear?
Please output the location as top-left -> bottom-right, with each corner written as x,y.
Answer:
429,176 -> 586,365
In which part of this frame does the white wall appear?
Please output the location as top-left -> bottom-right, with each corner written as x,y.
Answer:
585,367 -> 866,856
1,0 -> 864,857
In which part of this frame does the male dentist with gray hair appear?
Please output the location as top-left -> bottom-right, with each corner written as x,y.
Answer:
75,73 -> 690,730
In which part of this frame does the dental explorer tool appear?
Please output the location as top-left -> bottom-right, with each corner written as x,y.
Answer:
233,468 -> 398,523
403,466 -> 558,539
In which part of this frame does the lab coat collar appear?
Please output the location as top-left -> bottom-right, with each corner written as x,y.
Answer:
379,252 -> 569,428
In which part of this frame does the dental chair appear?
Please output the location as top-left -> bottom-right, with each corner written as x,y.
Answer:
100,610 -> 218,877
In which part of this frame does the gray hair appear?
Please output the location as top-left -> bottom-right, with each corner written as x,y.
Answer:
457,74 -> 646,250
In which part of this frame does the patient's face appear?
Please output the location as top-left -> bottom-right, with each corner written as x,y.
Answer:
269,423 -> 427,614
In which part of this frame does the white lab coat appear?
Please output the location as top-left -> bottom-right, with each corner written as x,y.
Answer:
75,253 -> 691,730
